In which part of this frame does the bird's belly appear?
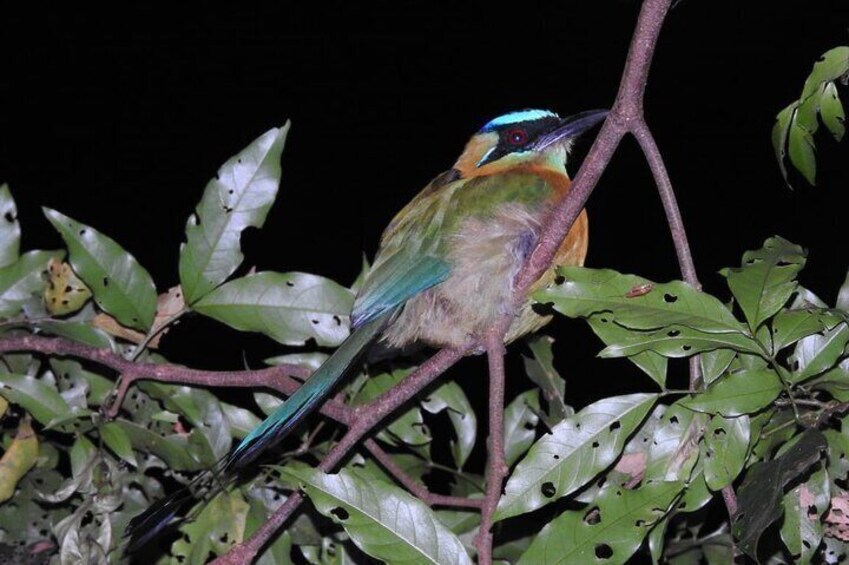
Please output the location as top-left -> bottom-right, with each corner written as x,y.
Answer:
381,203 -> 567,349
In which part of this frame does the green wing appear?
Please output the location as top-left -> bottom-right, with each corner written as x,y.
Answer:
350,172 -> 462,327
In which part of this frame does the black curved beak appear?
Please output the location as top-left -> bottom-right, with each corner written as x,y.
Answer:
532,109 -> 609,151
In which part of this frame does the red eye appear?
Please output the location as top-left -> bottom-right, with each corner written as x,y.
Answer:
507,128 -> 528,145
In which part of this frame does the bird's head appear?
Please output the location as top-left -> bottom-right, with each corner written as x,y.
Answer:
453,109 -> 608,178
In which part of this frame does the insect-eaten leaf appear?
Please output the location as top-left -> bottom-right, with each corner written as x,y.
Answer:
43,258 -> 92,316
496,393 -> 658,521
43,208 -> 157,331
193,271 -> 353,347
278,463 -> 473,565
720,236 -> 806,332
179,124 -> 289,304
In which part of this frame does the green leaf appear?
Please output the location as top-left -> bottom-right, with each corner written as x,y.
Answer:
179,125 -> 289,304
588,314 -> 667,388
721,236 -> 806,332
194,271 -> 353,347
34,320 -> 114,349
279,463 -> 473,565
772,309 -> 845,353
112,419 -> 204,471
522,335 -> 570,425
644,403 -> 704,482
0,372 -> 71,426
43,208 -> 157,330
801,47 -> 849,100
821,81 -> 846,141
772,103 -> 796,185
355,368 -> 431,448
0,250 -> 64,318
100,422 -> 138,467
503,389 -> 541,467
682,369 -> 783,417
0,184 -> 20,268
700,348 -> 736,385
421,381 -> 477,469
495,393 -> 658,522
173,489 -> 250,563
599,324 -> 760,359
517,479 -> 683,565
702,414 -> 749,490
780,466 -> 829,564
140,382 -> 232,459
538,267 -> 745,334
733,429 -> 827,558
221,402 -> 262,440
789,323 -> 849,383
788,119 -> 818,185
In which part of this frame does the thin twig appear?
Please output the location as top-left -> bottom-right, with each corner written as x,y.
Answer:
474,327 -> 510,565
364,439 -> 484,509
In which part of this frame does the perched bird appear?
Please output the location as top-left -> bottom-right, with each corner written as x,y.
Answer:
125,108 -> 606,552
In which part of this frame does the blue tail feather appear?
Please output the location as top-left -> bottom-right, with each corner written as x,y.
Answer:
124,308 -> 396,553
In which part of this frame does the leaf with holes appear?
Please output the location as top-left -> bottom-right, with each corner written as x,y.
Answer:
587,314 -> 667,388
522,335 -> 570,425
172,490 -> 250,563
0,250 -> 64,318
278,463 -> 473,565
821,81 -> 846,141
504,389 -> 542,467
537,267 -> 745,334
789,323 -> 849,384
141,381 -> 233,459
780,466 -> 829,564
772,309 -> 846,353
721,236 -> 806,332
43,259 -> 92,316
733,429 -> 827,558
179,125 -> 289,304
43,208 -> 157,330
495,393 -> 658,522
193,271 -> 353,347
0,184 -> 20,269
702,414 -> 749,490
599,324 -> 760,359
801,46 -> 849,100
421,381 -> 477,469
682,369 -> 783,417
517,479 -> 684,565
644,402 -> 704,482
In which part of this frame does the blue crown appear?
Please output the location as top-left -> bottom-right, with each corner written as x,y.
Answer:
480,109 -> 559,132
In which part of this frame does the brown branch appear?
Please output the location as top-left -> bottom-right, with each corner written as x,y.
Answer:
364,439 -> 484,510
474,327 -> 510,565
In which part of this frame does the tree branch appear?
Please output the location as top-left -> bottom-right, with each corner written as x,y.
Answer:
474,327 -> 510,565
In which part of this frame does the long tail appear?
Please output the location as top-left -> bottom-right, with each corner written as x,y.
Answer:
123,309 -> 396,553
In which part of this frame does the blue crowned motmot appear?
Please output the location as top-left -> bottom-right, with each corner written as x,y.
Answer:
125,108 -> 607,552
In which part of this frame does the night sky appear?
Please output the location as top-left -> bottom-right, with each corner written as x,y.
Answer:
2,1 -> 848,408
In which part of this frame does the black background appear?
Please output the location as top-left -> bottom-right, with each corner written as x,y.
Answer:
2,2 -> 848,409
